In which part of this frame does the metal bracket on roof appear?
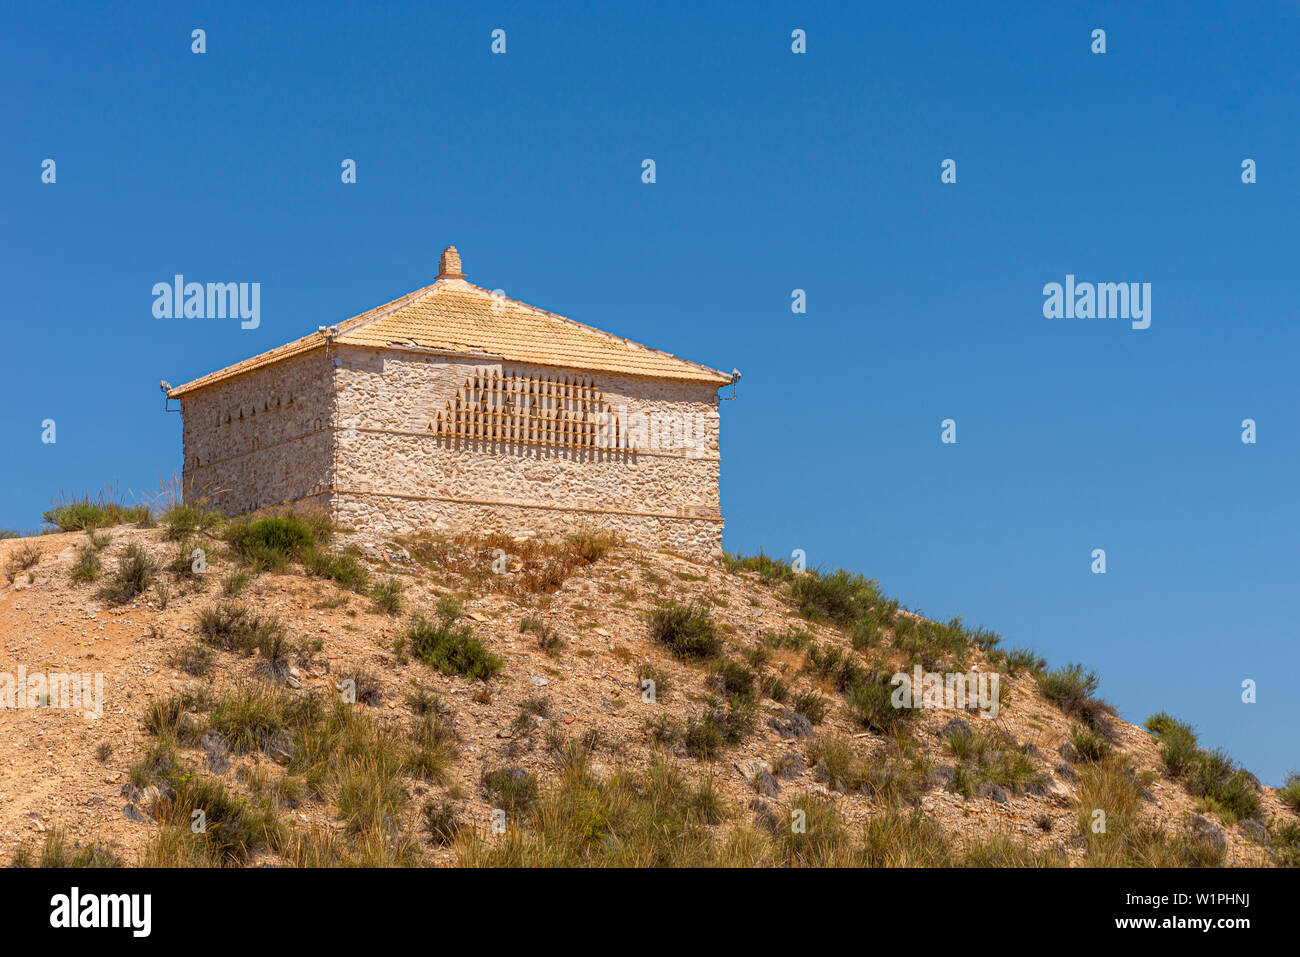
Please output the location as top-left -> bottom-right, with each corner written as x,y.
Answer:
319,325 -> 340,366
160,380 -> 180,412
719,368 -> 741,401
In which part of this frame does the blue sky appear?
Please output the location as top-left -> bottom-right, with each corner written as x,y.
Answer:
2,1 -> 1297,783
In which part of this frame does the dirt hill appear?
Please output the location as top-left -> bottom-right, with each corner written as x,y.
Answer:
1,512 -> 1296,867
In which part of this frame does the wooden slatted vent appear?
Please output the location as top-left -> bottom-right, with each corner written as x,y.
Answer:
433,370 -> 616,449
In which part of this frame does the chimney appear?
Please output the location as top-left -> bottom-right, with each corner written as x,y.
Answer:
438,245 -> 464,280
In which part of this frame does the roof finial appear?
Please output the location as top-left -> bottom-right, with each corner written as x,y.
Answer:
438,245 -> 464,280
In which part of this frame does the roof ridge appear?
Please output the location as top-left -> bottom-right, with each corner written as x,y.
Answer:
169,261 -> 732,398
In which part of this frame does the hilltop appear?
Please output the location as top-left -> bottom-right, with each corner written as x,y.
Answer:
1,502 -> 1296,867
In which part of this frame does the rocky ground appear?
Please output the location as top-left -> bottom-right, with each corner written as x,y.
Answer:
0,523 -> 1294,866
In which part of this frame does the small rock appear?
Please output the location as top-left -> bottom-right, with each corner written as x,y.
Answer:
178,710 -> 203,737
1187,815 -> 1227,858
266,731 -> 294,765
1058,741 -> 1078,763
1239,819 -> 1269,846
769,710 -> 815,739
754,770 -> 781,798
940,718 -> 972,739
123,803 -> 145,823
977,782 -> 1009,804
202,729 -> 232,775
749,798 -> 782,834
1040,776 -> 1072,798
530,676 -> 548,687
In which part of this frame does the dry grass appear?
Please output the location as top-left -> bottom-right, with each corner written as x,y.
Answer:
402,529 -> 619,597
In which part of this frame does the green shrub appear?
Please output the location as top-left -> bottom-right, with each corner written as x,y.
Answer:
803,643 -> 868,691
1274,820 -> 1300,867
764,627 -> 814,651
404,608 -> 503,680
197,602 -> 283,655
1154,718 -> 1200,778
226,515 -> 316,569
791,690 -> 828,724
1070,723 -> 1112,763
850,614 -> 881,651
1279,771 -> 1300,813
43,494 -> 150,532
521,615 -> 563,655
161,501 -> 223,541
759,673 -> 788,702
809,737 -> 872,792
172,643 -> 215,678
845,674 -> 912,734
789,569 -> 881,627
158,773 -> 286,865
222,570 -> 250,597
371,577 -> 403,615
1145,714 -> 1261,824
11,830 -> 123,868
206,685 -> 293,753
422,801 -> 463,846
682,712 -> 725,758
1184,748 -> 1260,822
708,659 -> 756,701
482,767 -> 538,812
69,546 -> 101,583
95,544 -> 156,604
302,547 -> 370,592
647,600 -> 722,660
1144,711 -> 1183,738
1037,662 -> 1115,728
684,697 -> 756,758
944,727 -> 1041,797
1000,647 -> 1046,676
722,550 -> 795,582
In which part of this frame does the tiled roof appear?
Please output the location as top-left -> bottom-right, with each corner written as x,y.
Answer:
168,248 -> 732,397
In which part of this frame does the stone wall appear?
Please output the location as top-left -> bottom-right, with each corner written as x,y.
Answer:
330,347 -> 724,558
331,492 -> 722,558
178,349 -> 335,515
180,344 -> 726,560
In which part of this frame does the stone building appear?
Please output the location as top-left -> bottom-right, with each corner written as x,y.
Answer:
166,247 -> 736,560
